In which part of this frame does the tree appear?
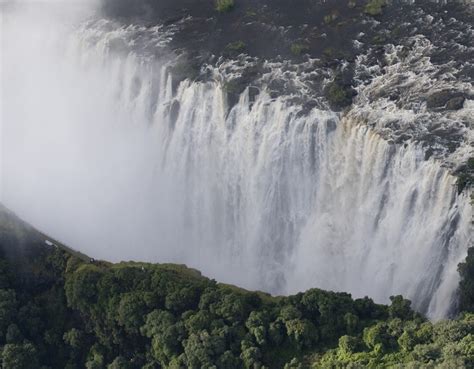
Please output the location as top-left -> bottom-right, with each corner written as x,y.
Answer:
338,335 -> 360,356
0,260 -> 12,289
117,292 -> 148,333
85,344 -> 105,369
2,343 -> 39,369
398,330 -> 416,352
344,313 -> 359,335
65,264 -> 103,311
389,296 -> 413,320
0,289 -> 17,337
63,328 -> 84,350
240,345 -> 262,369
184,310 -> 213,334
183,330 -> 226,368
285,319 -> 318,349
363,322 -> 391,351
141,311 -> 185,364
107,357 -> 132,369
246,311 -> 268,345
217,350 -> 241,369
5,324 -> 23,344
279,306 -> 302,322
165,287 -> 200,314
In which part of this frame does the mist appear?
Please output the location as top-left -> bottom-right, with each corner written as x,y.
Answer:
1,1 -> 166,261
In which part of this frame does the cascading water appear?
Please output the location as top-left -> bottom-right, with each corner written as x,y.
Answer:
2,5 -> 472,320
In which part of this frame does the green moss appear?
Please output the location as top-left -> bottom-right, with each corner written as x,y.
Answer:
364,0 -> 386,16
225,40 -> 246,52
215,0 -> 234,13
245,8 -> 257,17
324,11 -> 339,25
322,47 -> 345,60
290,43 -> 310,56
372,34 -> 387,44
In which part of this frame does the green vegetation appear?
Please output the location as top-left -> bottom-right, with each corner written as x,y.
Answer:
319,313 -> 474,368
226,41 -> 246,53
456,157 -> 474,194
364,0 -> 386,16
215,0 -> 235,13
290,43 -> 310,56
324,81 -> 354,110
0,236 -> 473,369
457,173 -> 473,194
322,47 -> 342,60
245,9 -> 257,17
324,11 -> 339,25
459,247 -> 474,313
372,34 -> 387,45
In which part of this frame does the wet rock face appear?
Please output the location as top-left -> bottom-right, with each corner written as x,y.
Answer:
427,90 -> 466,111
98,0 -> 473,105
445,96 -> 466,111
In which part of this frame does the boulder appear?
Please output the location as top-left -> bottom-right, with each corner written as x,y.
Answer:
445,96 -> 465,110
426,90 -> 466,110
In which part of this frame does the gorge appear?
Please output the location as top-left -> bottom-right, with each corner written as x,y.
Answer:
2,0 -> 473,320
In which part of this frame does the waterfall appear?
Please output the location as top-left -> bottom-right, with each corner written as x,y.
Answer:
2,9 -> 471,319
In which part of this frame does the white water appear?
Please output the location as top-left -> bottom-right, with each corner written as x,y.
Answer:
2,6 -> 472,319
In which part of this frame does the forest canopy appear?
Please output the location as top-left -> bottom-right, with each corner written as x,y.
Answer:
0,237 -> 472,369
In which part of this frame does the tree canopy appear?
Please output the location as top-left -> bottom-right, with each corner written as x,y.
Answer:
0,242 -> 472,369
